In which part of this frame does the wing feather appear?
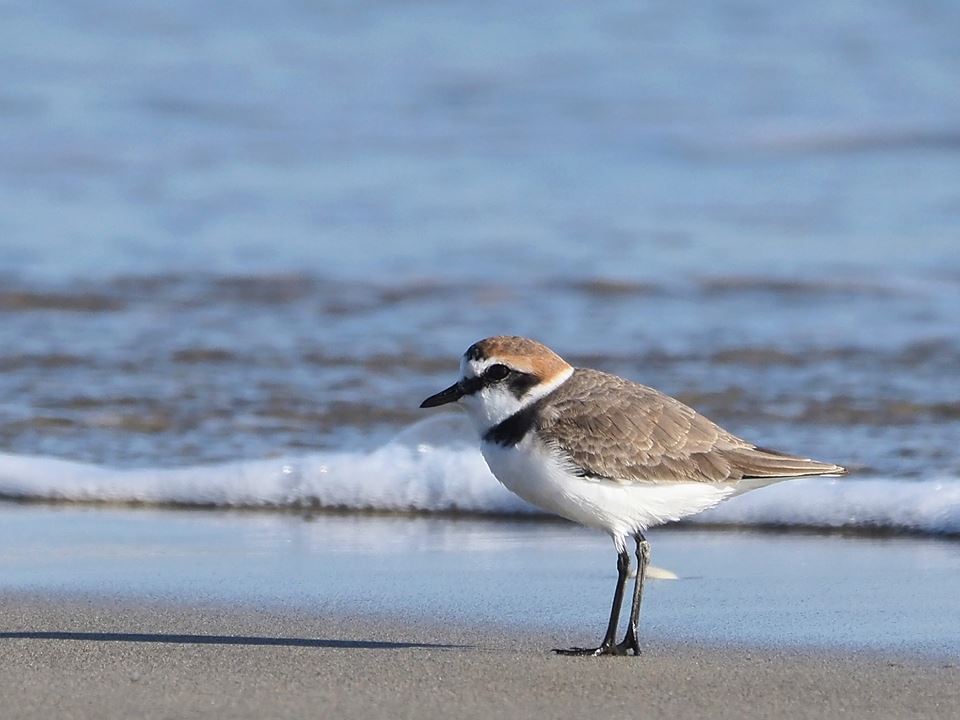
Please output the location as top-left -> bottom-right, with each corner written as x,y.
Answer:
536,369 -> 845,485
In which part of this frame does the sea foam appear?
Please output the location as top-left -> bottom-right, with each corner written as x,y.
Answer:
1,415 -> 958,535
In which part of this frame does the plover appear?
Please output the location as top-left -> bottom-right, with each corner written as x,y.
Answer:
420,336 -> 845,656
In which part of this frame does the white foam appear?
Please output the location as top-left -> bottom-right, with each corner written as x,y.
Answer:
696,476 -> 960,535
0,415 -> 958,536
0,415 -> 531,515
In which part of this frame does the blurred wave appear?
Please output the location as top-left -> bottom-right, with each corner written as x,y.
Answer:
1,416 -> 958,536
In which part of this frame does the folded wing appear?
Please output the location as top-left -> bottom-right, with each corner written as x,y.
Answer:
537,369 -> 846,485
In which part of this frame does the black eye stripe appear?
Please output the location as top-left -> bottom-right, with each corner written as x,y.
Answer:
458,369 -> 508,396
458,365 -> 538,397
458,376 -> 484,395
506,371 -> 538,399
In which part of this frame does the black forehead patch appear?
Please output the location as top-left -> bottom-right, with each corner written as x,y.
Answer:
464,343 -> 485,361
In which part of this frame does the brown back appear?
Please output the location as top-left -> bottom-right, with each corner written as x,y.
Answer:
536,368 -> 845,484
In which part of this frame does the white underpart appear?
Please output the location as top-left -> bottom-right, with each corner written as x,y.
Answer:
480,433 -> 736,552
458,361 -> 734,550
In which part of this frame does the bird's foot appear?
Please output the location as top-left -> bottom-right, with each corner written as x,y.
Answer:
615,634 -> 641,656
553,643 -> 627,657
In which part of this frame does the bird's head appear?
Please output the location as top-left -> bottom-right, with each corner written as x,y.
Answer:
420,336 -> 574,434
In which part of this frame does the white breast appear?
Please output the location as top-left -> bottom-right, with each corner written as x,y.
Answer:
480,433 -> 735,543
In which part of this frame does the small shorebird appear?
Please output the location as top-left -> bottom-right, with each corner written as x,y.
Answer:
421,336 -> 845,656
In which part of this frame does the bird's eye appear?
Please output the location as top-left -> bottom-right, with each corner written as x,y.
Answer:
485,364 -> 510,382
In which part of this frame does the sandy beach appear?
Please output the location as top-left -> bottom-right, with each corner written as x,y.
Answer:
3,592 -> 958,720
2,505 -> 959,719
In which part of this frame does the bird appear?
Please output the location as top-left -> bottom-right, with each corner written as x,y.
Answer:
420,336 -> 846,656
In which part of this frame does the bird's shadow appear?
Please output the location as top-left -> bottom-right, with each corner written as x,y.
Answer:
0,630 -> 464,650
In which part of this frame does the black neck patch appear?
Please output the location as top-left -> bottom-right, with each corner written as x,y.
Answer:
481,374 -> 570,446
483,401 -> 540,447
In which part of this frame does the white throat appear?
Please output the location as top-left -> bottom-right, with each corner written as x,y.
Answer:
460,365 -> 573,436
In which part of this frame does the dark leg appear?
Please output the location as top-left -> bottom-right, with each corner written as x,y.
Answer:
617,532 -> 650,655
554,548 -> 630,656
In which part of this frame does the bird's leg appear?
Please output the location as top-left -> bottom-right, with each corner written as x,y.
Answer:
617,532 -> 650,655
554,549 -> 630,656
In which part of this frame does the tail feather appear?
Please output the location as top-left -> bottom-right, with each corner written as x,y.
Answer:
729,444 -> 847,480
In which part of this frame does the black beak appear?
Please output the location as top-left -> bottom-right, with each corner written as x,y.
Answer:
420,382 -> 463,408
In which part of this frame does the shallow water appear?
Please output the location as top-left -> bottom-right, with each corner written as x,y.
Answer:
0,1 -> 959,527
2,506 -> 958,655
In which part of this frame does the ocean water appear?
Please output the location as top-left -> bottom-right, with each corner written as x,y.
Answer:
1,1 -> 959,535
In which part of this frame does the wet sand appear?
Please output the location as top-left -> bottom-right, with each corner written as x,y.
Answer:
3,505 -> 960,653
2,505 -> 959,718
2,593 -> 958,720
